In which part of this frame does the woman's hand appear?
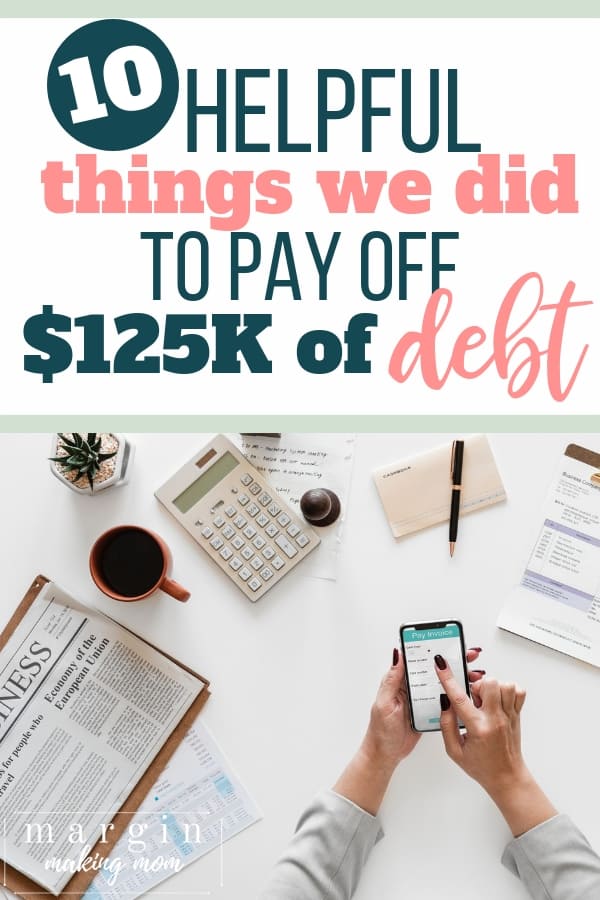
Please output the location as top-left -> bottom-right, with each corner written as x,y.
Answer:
334,650 -> 416,814
359,649 -> 420,771
435,656 -> 557,835
333,647 -> 483,815
362,646 -> 484,771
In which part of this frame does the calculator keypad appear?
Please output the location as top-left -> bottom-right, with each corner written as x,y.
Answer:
194,467 -> 318,601
275,534 -> 298,558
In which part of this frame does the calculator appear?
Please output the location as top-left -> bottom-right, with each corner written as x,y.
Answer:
155,435 -> 321,601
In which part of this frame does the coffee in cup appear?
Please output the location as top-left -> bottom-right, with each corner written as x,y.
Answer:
90,525 -> 190,602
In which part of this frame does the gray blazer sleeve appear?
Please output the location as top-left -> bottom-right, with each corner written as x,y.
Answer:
502,813 -> 600,899
258,790 -> 383,900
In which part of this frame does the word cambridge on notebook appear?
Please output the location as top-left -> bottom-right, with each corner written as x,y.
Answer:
373,435 -> 506,539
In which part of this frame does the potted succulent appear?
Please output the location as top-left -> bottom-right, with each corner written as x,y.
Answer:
49,433 -> 133,494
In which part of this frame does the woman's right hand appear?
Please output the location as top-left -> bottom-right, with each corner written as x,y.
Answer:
435,655 -> 527,793
435,655 -> 557,835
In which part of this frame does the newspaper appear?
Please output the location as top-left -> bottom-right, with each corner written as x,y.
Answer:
0,582 -> 205,896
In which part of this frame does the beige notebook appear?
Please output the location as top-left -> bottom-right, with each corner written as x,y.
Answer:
373,435 -> 507,539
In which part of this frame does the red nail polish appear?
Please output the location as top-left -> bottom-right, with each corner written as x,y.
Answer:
434,654 -> 447,669
392,648 -> 399,666
472,669 -> 486,674
470,647 -> 483,653
440,693 -> 450,711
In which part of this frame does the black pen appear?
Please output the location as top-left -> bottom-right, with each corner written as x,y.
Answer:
449,439 -> 464,557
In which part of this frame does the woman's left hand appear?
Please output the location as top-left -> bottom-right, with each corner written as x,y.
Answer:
334,647 -> 483,815
361,647 -> 484,772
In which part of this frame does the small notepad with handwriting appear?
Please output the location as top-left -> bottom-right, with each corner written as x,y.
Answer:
373,435 -> 507,539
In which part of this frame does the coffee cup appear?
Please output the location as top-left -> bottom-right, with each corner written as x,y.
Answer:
89,525 -> 190,602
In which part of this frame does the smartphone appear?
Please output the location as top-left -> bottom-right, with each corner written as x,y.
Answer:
399,620 -> 470,732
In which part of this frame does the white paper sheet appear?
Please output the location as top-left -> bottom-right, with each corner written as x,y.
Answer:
83,721 -> 261,899
234,433 -> 356,581
498,448 -> 600,666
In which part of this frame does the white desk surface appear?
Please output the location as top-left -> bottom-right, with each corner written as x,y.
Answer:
2,432 -> 599,900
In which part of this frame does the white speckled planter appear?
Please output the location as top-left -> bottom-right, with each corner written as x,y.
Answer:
49,433 -> 134,494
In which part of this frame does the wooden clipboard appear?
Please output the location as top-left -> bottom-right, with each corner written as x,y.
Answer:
565,443 -> 600,480
0,575 -> 211,900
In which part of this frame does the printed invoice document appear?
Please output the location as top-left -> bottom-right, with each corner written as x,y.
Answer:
498,444 -> 600,666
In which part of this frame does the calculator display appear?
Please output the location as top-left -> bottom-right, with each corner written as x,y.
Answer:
173,451 -> 239,513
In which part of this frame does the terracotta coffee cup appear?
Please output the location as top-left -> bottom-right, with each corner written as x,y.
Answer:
89,525 -> 190,602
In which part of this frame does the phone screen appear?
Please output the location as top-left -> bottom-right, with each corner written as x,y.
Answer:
400,622 -> 469,732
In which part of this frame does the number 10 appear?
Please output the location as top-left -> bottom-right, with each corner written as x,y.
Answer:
58,45 -> 162,124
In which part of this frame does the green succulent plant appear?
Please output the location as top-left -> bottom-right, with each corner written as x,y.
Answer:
50,433 -> 117,491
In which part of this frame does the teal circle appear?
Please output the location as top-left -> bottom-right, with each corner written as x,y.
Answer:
47,19 -> 179,151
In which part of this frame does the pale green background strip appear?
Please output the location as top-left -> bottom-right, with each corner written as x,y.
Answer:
6,1 -> 600,16
0,416 -> 598,433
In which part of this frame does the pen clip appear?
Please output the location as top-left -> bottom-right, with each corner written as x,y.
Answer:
450,440 -> 457,477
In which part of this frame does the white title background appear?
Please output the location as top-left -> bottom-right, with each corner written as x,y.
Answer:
2,18 -> 598,413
